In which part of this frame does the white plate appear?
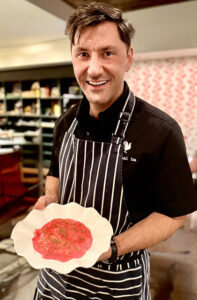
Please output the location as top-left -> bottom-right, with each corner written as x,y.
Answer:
11,202 -> 113,274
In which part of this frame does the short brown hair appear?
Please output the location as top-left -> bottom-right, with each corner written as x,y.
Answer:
65,2 -> 135,50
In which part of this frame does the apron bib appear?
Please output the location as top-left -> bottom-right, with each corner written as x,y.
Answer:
34,91 -> 151,300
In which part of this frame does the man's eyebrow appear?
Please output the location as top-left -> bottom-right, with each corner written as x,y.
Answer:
74,46 -> 118,52
101,46 -> 118,51
99,46 -> 118,52
74,47 -> 88,52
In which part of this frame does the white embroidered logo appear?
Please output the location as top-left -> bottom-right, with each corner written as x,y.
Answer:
123,141 -> 132,153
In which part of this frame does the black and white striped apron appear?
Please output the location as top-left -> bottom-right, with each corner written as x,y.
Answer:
34,91 -> 151,300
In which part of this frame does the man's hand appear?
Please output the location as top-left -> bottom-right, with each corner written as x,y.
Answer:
34,175 -> 59,210
97,246 -> 111,262
34,195 -> 58,210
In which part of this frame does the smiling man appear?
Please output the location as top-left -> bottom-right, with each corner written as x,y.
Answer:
33,2 -> 197,300
71,21 -> 133,118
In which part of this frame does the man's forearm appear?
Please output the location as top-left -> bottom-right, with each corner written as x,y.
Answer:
45,175 -> 59,203
114,212 -> 186,256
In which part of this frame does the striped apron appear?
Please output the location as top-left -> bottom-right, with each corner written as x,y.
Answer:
34,91 -> 151,300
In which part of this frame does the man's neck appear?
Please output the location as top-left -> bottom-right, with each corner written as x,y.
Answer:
89,103 -> 112,119
89,98 -> 120,119
89,107 -> 100,119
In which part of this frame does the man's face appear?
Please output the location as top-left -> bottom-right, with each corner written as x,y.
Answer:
71,21 -> 133,114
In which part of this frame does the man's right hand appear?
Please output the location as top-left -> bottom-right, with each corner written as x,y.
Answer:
34,195 -> 58,210
34,176 -> 59,210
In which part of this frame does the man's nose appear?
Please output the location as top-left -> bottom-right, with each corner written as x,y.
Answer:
87,54 -> 103,77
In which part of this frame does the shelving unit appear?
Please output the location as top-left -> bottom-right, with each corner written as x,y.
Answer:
0,63 -> 83,190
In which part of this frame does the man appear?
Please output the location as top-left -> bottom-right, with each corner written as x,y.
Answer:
34,2 -> 197,299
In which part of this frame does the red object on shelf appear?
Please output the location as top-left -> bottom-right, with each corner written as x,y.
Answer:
0,150 -> 27,207
2,164 -> 27,202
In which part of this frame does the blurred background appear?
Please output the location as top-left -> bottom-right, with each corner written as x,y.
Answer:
0,0 -> 197,299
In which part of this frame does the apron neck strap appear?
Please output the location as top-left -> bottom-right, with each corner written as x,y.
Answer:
67,118 -> 78,135
68,90 -> 136,144
111,91 -> 136,144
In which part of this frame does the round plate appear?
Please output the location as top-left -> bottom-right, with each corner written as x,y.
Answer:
11,202 -> 113,274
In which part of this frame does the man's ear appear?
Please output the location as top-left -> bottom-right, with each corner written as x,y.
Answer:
126,47 -> 133,72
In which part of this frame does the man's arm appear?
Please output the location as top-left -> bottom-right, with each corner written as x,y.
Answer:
34,176 -> 59,210
99,212 -> 186,261
189,154 -> 197,173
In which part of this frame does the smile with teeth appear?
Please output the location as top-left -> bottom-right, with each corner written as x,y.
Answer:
87,80 -> 109,86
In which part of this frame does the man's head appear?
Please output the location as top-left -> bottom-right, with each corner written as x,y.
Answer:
65,2 -> 135,50
65,2 -> 135,117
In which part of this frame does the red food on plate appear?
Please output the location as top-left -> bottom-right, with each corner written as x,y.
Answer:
32,218 -> 93,262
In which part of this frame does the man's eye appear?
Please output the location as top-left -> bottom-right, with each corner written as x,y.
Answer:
105,51 -> 112,56
79,52 -> 87,57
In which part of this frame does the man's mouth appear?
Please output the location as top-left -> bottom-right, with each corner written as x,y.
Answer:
87,80 -> 109,87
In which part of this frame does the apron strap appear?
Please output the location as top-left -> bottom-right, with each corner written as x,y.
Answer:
67,90 -> 136,144
67,118 -> 78,135
111,91 -> 136,144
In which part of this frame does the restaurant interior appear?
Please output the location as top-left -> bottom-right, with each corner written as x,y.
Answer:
0,0 -> 197,299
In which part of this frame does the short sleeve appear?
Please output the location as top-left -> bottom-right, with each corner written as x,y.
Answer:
47,106 -> 78,178
47,119 -> 63,178
153,122 -> 197,217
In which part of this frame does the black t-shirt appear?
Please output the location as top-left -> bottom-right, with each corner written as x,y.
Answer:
48,83 -> 197,224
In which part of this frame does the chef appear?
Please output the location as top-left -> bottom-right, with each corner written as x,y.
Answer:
33,2 -> 197,299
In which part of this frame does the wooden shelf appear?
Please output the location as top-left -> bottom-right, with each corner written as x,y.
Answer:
0,63 -> 81,185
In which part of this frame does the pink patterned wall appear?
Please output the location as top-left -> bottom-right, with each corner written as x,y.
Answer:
125,53 -> 197,156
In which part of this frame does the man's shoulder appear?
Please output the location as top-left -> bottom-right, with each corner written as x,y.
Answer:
125,96 -> 183,148
135,96 -> 180,130
55,103 -> 79,130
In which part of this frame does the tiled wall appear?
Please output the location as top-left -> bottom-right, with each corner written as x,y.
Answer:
126,53 -> 197,156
